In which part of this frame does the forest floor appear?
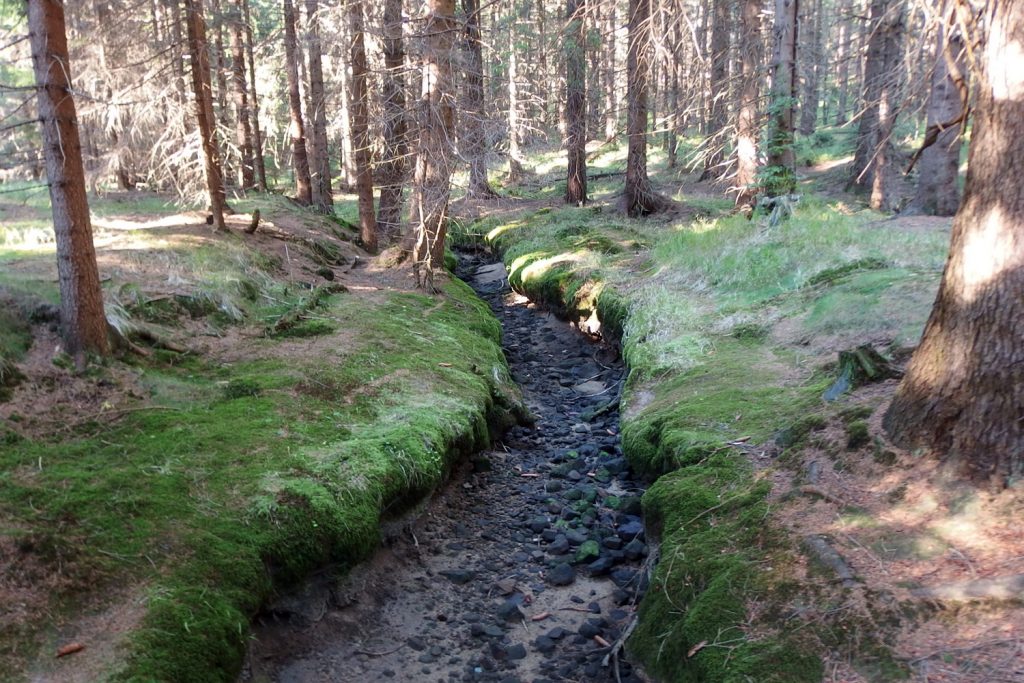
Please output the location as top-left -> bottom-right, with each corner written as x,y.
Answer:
1,131 -> 1023,682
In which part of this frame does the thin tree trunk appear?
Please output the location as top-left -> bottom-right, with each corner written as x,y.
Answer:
348,0 -> 376,250
735,0 -> 761,208
798,0 -> 822,135
701,0 -> 729,179
229,4 -> 255,189
304,0 -> 333,212
867,1 -> 905,211
409,0 -> 457,290
209,0 -> 231,181
335,14 -> 357,190
603,0 -> 617,140
28,0 -> 110,361
282,0 -> 312,204
905,6 -> 965,216
184,0 -> 227,230
565,0 -> 587,205
623,0 -> 664,216
462,0 -> 497,197
835,0 -> 850,125
377,0 -> 408,240
766,0 -> 798,194
884,0 -> 1024,490
242,0 -> 267,190
507,48 -> 525,182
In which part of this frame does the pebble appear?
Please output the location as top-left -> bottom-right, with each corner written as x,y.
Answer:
546,563 -> 575,586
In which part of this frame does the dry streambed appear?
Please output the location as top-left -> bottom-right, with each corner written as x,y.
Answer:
241,254 -> 650,683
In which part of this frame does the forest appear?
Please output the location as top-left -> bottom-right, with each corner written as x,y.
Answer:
1,0 -> 1023,680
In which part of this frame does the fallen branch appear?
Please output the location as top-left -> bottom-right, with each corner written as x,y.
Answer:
803,535 -> 858,587
353,643 -> 405,657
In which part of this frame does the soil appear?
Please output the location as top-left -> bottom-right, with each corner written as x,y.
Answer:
241,250 -> 650,683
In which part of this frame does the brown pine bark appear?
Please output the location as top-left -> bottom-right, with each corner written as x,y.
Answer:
347,0 -> 376,251
564,0 -> 587,205
184,0 -> 227,230
282,0 -> 312,204
735,0 -> 761,209
603,0 -> 617,140
700,0 -> 729,180
765,0 -> 798,195
304,0 -> 333,212
376,0 -> 408,241
462,0 -> 498,198
28,0 -> 110,361
623,0 -> 666,216
905,8 -> 966,216
884,0 -> 1024,489
241,0 -> 267,190
409,0 -> 457,290
229,5 -> 255,189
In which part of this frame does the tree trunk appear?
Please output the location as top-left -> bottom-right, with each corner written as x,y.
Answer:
462,0 -> 497,198
28,0 -> 110,361
229,5 -> 255,190
377,0 -> 408,241
798,0 -> 822,135
905,8 -> 965,216
184,0 -> 227,230
623,0 -> 664,216
834,0 -> 850,125
735,0 -> 761,209
884,0 -> 1024,490
348,0 -> 376,251
208,0 -> 231,181
603,0 -> 617,140
409,0 -> 457,290
848,0 -> 904,207
506,48 -> 525,182
765,0 -> 798,195
242,0 -> 267,190
335,13 -> 357,190
304,0 -> 333,212
700,0 -> 729,180
564,0 -> 587,205
282,0 -> 312,204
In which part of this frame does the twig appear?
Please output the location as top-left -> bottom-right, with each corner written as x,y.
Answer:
354,643 -> 405,657
601,616 -> 639,667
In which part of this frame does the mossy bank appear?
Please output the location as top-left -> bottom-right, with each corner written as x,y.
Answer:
465,186 -> 946,681
0,195 -> 526,681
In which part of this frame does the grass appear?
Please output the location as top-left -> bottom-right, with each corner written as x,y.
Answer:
0,195 -> 524,681
472,143 -> 951,682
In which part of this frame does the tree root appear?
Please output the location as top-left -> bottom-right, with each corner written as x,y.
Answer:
803,535 -> 858,586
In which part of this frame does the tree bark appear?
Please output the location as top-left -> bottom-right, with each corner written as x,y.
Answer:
282,0 -> 312,204
700,0 -> 729,179
409,0 -> 457,290
735,0 -> 762,208
798,0 -> 823,135
765,0 -> 798,195
564,0 -> 587,205
229,4 -> 255,189
603,0 -> 617,140
834,0 -> 850,125
348,0 -> 376,251
304,0 -> 333,212
376,0 -> 408,241
884,0 -> 1024,489
506,47 -> 525,183
28,0 -> 110,361
462,0 -> 497,198
241,0 -> 267,190
905,7 -> 965,216
184,0 -> 227,230
623,0 -> 664,216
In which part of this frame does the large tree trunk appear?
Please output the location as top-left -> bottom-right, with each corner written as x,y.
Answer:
229,5 -> 255,190
905,8 -> 966,216
765,0 -> 798,195
409,0 -> 457,290
884,1 -> 1024,490
304,0 -> 333,212
241,0 -> 267,190
28,0 -> 110,362
376,0 -> 408,241
848,0 -> 904,208
348,0 -> 376,251
184,0 -> 227,230
735,0 -> 761,209
462,0 -> 497,198
623,0 -> 664,216
564,0 -> 587,205
700,0 -> 729,180
282,0 -> 312,204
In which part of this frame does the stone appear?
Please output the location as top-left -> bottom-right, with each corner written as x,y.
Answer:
440,569 -> 476,585
546,563 -> 575,586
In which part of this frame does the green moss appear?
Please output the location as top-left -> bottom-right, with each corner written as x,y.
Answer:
846,420 -> 870,450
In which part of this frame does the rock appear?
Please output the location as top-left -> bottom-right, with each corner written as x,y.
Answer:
623,538 -> 646,561
406,636 -> 427,651
440,569 -> 476,585
506,643 -> 527,660
578,620 -> 602,638
547,535 -> 570,555
585,556 -> 616,576
534,635 -> 556,654
546,627 -> 568,640
528,516 -> 549,533
574,540 -> 601,564
571,423 -> 591,434
565,529 -> 588,545
544,480 -> 563,493
567,470 -> 583,481
616,521 -> 644,541
602,536 -> 622,550
547,563 -> 575,586
496,598 -> 525,622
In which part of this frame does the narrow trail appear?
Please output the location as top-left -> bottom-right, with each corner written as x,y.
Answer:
242,252 -> 650,683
